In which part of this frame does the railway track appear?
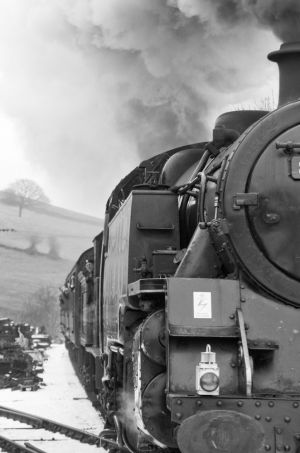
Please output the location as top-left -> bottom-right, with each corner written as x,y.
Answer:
0,433 -> 46,453
0,405 -> 123,453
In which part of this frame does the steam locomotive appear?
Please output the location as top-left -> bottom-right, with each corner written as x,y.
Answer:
59,41 -> 300,453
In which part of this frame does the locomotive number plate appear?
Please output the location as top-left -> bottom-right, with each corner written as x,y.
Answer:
291,156 -> 300,179
193,292 -> 212,318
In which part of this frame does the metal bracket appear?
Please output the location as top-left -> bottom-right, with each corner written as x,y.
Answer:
276,141 -> 300,154
237,309 -> 252,396
291,155 -> 300,180
276,142 -> 300,180
136,223 -> 174,231
233,193 -> 259,210
274,426 -> 285,453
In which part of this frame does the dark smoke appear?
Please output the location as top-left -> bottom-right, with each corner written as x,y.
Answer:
170,0 -> 300,42
243,0 -> 300,42
121,93 -> 205,156
0,1 -> 283,215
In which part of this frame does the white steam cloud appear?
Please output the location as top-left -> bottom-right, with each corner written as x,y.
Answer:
0,0 -> 292,215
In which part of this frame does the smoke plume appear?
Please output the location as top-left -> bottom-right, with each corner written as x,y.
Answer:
243,0 -> 300,42
0,0 -> 295,215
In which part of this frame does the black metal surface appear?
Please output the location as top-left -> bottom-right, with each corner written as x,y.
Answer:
239,278 -> 300,395
174,226 -> 221,278
233,192 -> 259,208
291,156 -> 300,179
160,147 -> 206,188
168,337 -> 238,395
167,278 -> 239,336
169,394 -> 300,452
129,278 -> 167,293
176,409 -> 265,453
248,124 -> 300,281
152,250 -> 178,277
268,42 -> 300,107
103,190 -> 179,346
142,373 -> 177,448
141,309 -> 165,366
214,110 -> 268,135
222,101 -> 300,305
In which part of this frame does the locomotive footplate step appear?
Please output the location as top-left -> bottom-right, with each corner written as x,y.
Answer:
128,278 -> 167,296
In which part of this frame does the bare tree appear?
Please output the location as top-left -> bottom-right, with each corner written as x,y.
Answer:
5,179 -> 50,217
48,236 -> 60,260
20,286 -> 59,338
26,234 -> 41,255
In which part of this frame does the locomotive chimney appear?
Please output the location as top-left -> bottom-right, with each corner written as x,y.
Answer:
268,42 -> 300,107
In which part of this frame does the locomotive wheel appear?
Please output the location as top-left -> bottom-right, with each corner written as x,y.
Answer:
142,372 -> 177,448
141,309 -> 165,365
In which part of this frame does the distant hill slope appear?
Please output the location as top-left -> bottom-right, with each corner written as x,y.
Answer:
0,190 -> 101,225
0,196 -> 103,318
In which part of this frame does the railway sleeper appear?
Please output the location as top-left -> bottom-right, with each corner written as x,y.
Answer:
0,405 -> 100,446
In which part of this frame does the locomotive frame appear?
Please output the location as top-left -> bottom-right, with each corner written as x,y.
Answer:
60,41 -> 300,453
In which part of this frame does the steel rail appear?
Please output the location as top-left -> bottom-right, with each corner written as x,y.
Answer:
0,405 -> 100,446
0,433 -> 47,453
24,442 -> 50,453
0,404 -> 130,451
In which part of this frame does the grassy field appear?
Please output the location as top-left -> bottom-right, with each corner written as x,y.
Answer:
0,200 -> 103,319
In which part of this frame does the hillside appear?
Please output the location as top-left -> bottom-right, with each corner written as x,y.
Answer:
0,197 -> 103,319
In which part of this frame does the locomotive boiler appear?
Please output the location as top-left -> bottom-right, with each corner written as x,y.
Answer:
59,41 -> 300,453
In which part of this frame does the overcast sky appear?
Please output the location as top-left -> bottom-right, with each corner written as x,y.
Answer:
0,0 -> 296,217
